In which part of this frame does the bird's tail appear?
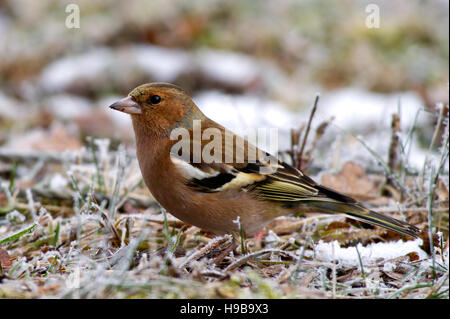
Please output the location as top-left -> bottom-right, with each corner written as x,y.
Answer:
307,201 -> 420,238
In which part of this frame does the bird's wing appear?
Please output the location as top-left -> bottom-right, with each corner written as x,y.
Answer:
170,120 -> 354,204
169,119 -> 420,238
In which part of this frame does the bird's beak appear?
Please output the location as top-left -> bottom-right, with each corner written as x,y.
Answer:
109,96 -> 142,115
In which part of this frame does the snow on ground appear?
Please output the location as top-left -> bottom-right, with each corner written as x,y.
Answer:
0,92 -> 23,120
318,88 -> 426,130
196,49 -> 260,86
314,238 -> 428,267
38,45 -> 263,93
317,88 -> 432,169
44,94 -> 91,120
193,90 -> 300,153
193,88 -> 431,169
40,48 -> 115,92
133,45 -> 192,82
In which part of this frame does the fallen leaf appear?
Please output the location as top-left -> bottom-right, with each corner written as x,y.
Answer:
325,221 -> 350,231
381,270 -> 404,283
407,252 -> 419,262
3,123 -> 82,152
321,161 -> 379,200
435,177 -> 449,202
267,216 -> 307,235
257,264 -> 284,278
419,231 -> 440,255
0,192 -> 7,207
0,248 -> 12,271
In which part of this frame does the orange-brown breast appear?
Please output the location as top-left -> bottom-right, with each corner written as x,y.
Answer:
132,122 -> 281,235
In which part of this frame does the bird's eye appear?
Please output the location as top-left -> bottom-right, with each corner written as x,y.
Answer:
149,95 -> 162,104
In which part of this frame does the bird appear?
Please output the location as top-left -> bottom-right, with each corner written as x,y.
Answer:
109,82 -> 420,240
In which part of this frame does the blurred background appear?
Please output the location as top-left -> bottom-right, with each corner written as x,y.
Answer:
0,0 -> 448,299
0,0 -> 448,170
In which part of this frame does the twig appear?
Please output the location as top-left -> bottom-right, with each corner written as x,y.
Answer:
179,235 -> 232,268
225,248 -> 294,271
353,134 -> 412,198
290,126 -> 304,169
386,113 -> 401,189
402,107 -> 423,183
95,203 -> 121,243
420,106 -> 446,184
427,166 -> 437,282
298,94 -> 319,169
304,116 -> 334,163
432,127 -> 449,187
111,230 -> 149,271
199,269 -> 228,279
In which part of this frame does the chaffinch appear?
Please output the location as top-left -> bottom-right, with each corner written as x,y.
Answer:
109,82 -> 420,239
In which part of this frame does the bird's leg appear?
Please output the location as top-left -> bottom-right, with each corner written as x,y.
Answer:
254,228 -> 265,248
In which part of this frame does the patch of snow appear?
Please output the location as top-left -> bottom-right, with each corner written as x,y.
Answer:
193,90 -> 298,152
318,88 -> 426,129
93,138 -> 110,164
133,45 -> 192,82
192,88 -> 432,167
382,261 -> 396,272
49,173 -> 68,189
43,94 -> 91,120
314,239 -> 427,267
38,46 -> 264,94
196,49 -> 260,86
6,210 -> 26,225
0,92 -> 22,120
40,48 -> 114,92
265,230 -> 282,246
307,88 -> 432,169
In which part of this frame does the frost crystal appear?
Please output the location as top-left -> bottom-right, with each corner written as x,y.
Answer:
6,210 -> 26,224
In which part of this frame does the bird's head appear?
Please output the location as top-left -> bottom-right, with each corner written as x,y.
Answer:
109,82 -> 204,135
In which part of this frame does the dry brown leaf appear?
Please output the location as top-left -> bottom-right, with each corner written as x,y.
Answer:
419,231 -> 441,254
381,270 -> 404,282
0,192 -> 7,207
336,267 -> 357,283
325,221 -> 350,231
407,252 -> 420,262
3,123 -> 82,152
75,109 -> 134,143
257,264 -> 284,278
267,216 -> 307,235
435,177 -> 449,202
0,248 -> 12,271
75,109 -> 115,137
296,271 -> 316,286
320,161 -> 379,200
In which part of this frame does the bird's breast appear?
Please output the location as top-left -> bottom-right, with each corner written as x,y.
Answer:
133,134 -> 280,235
